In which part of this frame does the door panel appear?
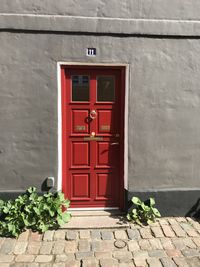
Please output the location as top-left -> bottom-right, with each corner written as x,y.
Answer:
62,67 -> 124,208
71,173 -> 90,199
96,173 -> 113,199
71,142 -> 90,167
98,110 -> 116,134
72,110 -> 90,134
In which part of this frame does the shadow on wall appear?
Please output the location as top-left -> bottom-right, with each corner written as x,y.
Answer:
126,190 -> 200,217
186,198 -> 200,219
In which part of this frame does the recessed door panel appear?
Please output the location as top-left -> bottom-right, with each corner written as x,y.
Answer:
62,67 -> 124,208
72,110 -> 89,134
71,174 -> 90,199
96,142 -> 115,167
98,110 -> 115,134
96,173 -> 113,199
71,142 -> 89,167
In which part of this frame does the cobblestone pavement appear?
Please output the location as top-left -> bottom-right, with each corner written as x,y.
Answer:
0,217 -> 200,267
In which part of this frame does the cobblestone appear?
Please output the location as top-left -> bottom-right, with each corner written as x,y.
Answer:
55,254 -> 74,262
112,251 -> 133,262
192,237 -> 200,246
183,237 -> 197,248
151,226 -> 164,238
99,258 -> 118,267
172,238 -> 186,250
66,230 -> 78,240
14,241 -> 27,254
0,217 -> 199,266
114,230 -> 128,240
186,257 -> 200,267
160,257 -> 177,267
160,238 -> 174,249
52,241 -> 65,254
40,242 -> 53,254
43,231 -> 55,241
119,262 -> 135,267
140,228 -> 153,239
82,258 -> 98,267
79,230 -> 90,239
127,229 -> 140,240
148,249 -> 167,258
15,255 -> 35,262
94,251 -> 112,259
35,255 -> 54,263
65,240 -> 77,253
65,260 -> 80,267
159,218 -> 169,225
134,258 -> 147,267
138,239 -> 151,250
54,230 -> 66,241
0,264 -> 11,267
91,240 -> 114,252
78,240 -> 90,252
91,230 -> 101,240
75,251 -> 94,260
27,241 -> 41,254
128,240 -> 140,251
172,224 -> 187,237
166,249 -> 182,257
161,225 -> 176,237
0,255 -> 15,262
173,257 -> 189,267
147,258 -> 162,267
132,250 -> 149,259
0,264 -> 10,267
168,218 -> 179,226
101,230 -> 114,240
29,232 -> 42,242
149,238 -> 162,249
181,248 -> 200,257
18,230 -> 30,241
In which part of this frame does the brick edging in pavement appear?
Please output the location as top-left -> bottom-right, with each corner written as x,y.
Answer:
0,217 -> 200,267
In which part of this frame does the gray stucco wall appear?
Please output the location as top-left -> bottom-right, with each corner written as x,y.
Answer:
1,33 -> 200,190
0,1 -> 200,214
1,0 -> 200,20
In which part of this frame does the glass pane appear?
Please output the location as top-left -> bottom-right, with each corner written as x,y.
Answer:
72,75 -> 89,101
97,76 -> 115,102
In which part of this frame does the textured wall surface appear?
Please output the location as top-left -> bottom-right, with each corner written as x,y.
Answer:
0,1 -> 200,209
1,32 -> 200,193
1,0 -> 200,20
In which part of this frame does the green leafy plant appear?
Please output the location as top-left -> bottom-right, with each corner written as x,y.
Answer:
127,196 -> 161,225
0,187 -> 71,237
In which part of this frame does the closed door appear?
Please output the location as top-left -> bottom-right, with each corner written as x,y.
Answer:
62,67 -> 124,208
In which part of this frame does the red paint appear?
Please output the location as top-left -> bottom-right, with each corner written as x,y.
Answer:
61,66 -> 125,209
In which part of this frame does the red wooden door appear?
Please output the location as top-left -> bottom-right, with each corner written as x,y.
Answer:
62,67 -> 124,208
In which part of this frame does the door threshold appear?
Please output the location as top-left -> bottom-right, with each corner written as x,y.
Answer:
68,208 -> 125,217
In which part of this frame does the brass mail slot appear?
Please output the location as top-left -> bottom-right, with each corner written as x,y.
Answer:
84,136 -> 103,141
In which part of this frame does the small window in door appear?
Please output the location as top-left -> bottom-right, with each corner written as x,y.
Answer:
97,76 -> 115,102
72,75 -> 89,101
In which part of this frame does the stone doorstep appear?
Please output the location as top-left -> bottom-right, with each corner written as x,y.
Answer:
61,215 -> 130,229
69,210 -> 126,217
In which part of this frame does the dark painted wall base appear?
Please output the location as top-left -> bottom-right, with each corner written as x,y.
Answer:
1,189 -> 200,218
126,189 -> 200,217
0,191 -> 47,201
